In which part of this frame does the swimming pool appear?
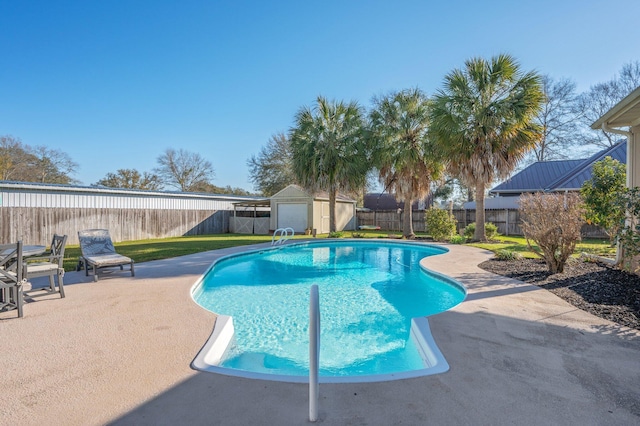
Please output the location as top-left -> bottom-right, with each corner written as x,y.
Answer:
191,240 -> 466,383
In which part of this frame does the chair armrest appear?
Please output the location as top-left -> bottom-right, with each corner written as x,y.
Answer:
24,256 -> 50,263
25,254 -> 63,263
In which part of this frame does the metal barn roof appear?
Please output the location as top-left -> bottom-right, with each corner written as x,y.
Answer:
0,181 -> 262,210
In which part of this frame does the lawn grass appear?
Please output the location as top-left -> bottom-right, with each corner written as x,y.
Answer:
62,233 -> 315,271
61,230 -> 417,271
60,231 -> 614,271
468,235 -> 615,259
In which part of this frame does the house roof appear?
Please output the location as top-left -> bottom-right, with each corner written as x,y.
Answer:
591,86 -> 640,129
549,141 -> 626,191
363,193 -> 433,211
490,160 -> 584,194
489,141 -> 627,195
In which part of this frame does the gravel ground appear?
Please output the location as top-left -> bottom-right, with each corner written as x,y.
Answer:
478,257 -> 640,330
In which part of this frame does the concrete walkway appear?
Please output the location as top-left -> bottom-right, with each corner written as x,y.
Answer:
1,243 -> 638,425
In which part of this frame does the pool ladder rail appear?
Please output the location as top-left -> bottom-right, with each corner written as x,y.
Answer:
271,227 -> 294,245
309,284 -> 320,422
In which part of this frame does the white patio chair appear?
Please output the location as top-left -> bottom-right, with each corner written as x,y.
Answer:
24,234 -> 68,298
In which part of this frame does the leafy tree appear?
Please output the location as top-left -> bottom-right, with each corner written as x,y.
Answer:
95,169 -> 162,190
529,75 -> 582,162
581,156 -> 626,244
369,88 -> 444,238
290,96 -> 370,232
154,148 -> 215,192
30,146 -> 79,184
247,132 -> 295,196
190,182 -> 254,195
0,135 -> 78,184
519,192 -> 585,273
0,135 -> 30,181
430,54 -> 544,241
578,60 -> 640,149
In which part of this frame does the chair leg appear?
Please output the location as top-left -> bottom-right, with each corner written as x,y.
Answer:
93,264 -> 98,282
131,262 -> 135,277
58,271 -> 65,298
17,285 -> 23,318
49,275 -> 56,292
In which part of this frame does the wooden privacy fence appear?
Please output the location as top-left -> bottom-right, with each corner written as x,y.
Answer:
0,207 -> 231,246
356,209 -> 608,239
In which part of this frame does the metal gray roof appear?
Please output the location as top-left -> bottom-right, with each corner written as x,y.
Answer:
490,141 -> 627,194
490,160 -> 585,194
547,141 -> 626,191
0,180 -> 262,201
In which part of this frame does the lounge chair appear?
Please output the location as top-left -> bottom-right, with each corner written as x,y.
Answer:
77,229 -> 135,282
0,241 -> 27,317
23,234 -> 68,298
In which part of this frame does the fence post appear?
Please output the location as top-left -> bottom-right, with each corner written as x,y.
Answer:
505,208 -> 509,236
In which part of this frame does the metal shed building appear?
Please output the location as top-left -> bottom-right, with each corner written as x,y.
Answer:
0,181 -> 263,245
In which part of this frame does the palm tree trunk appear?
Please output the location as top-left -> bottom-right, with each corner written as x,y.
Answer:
474,183 -> 486,241
403,199 -> 414,239
329,187 -> 337,233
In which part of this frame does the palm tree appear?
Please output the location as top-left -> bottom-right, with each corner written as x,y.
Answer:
369,88 -> 444,238
290,96 -> 370,232
430,54 -> 544,241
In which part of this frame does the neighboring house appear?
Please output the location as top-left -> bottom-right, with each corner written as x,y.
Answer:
363,193 -> 433,211
464,141 -> 627,210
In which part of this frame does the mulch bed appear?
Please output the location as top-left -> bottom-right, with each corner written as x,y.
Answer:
478,257 -> 640,330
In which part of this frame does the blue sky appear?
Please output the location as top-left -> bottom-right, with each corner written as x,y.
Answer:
2,1 -> 639,192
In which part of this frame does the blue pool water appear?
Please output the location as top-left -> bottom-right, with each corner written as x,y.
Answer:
192,241 -> 465,380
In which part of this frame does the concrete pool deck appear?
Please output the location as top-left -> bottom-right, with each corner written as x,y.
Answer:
1,242 -> 639,425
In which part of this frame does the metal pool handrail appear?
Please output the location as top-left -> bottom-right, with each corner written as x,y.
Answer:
271,227 -> 294,245
309,284 -> 320,422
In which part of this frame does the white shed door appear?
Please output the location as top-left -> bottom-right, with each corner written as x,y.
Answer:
277,203 -> 307,233
321,202 -> 330,233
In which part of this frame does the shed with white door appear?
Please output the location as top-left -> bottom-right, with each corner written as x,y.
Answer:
269,184 -> 356,234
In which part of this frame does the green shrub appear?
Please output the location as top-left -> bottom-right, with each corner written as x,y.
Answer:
494,249 -> 522,260
485,222 -> 499,239
463,223 -> 475,239
425,208 -> 457,241
463,222 -> 499,240
328,231 -> 344,238
448,235 -> 466,244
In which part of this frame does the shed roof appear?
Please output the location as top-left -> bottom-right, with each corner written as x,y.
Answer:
271,184 -> 356,203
